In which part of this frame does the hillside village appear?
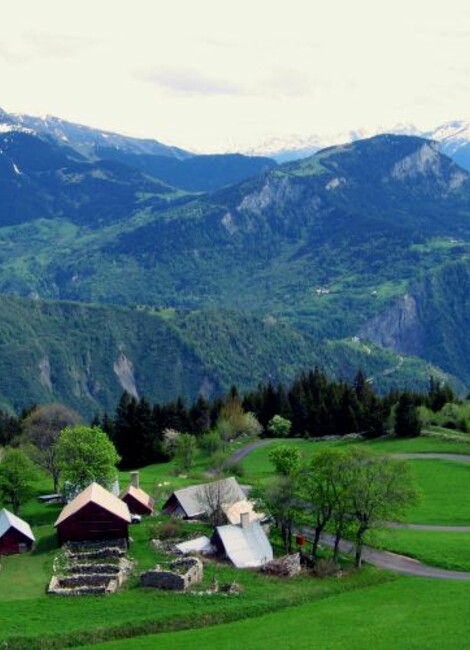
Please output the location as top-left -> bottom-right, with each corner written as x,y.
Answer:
2,373 -> 470,647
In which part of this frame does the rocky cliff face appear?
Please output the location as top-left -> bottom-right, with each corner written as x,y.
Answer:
359,293 -> 426,356
359,258 -> 470,386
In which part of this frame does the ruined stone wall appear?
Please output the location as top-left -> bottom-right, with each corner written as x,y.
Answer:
140,557 -> 203,591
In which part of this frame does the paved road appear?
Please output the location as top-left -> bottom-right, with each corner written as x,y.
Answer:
297,528 -> 470,580
386,522 -> 470,532
393,453 -> 470,462
232,443 -> 470,578
228,438 -> 276,463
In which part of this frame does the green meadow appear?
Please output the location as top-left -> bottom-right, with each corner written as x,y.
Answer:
77,577 -> 470,650
1,434 -> 470,648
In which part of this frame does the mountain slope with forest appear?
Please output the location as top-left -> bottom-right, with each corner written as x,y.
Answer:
0,296 -> 450,417
0,131 -> 469,405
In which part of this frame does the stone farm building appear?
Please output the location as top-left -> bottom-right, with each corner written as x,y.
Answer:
55,482 -> 131,545
0,508 -> 35,555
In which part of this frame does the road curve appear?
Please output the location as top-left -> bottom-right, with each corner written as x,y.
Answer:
297,528 -> 470,580
229,442 -> 470,578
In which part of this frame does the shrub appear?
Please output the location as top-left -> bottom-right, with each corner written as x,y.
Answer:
312,557 -> 340,578
151,520 -> 183,540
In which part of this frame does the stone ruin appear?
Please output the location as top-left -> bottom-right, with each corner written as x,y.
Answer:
260,552 -> 302,578
48,539 -> 133,596
140,556 -> 203,591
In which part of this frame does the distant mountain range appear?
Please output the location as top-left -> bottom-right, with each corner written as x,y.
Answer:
248,121 -> 470,170
0,108 -> 277,194
0,108 -> 470,413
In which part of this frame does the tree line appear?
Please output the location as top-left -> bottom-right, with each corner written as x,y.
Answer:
0,368 -> 455,475
262,444 -> 417,568
92,369 -> 454,468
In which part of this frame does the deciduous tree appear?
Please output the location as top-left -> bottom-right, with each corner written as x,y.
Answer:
347,448 -> 417,567
56,425 -> 120,492
0,448 -> 38,514
22,403 -> 81,492
269,444 -> 301,476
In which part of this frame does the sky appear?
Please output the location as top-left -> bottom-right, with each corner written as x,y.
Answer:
1,0 -> 470,153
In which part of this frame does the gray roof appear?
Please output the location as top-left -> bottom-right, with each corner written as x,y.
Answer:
0,508 -> 35,543
215,521 -> 273,568
167,477 -> 246,518
175,535 -> 213,555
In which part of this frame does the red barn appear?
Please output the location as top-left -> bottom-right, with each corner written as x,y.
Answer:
0,508 -> 35,555
120,472 -> 154,516
55,482 -> 131,545
121,485 -> 154,516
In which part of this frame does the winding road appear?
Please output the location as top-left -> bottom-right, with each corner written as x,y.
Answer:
232,442 -> 470,579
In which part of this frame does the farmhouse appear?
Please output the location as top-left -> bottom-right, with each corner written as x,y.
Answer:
55,482 -> 131,545
0,508 -> 35,555
120,472 -> 154,516
161,477 -> 247,520
211,514 -> 273,568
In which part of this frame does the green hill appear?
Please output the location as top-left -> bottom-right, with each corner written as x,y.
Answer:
0,133 -> 470,399
0,296 -> 452,416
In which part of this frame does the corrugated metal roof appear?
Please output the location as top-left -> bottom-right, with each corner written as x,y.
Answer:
121,485 -> 153,509
167,477 -> 246,518
175,535 -> 213,554
55,482 -> 131,526
215,521 -> 273,568
0,508 -> 35,543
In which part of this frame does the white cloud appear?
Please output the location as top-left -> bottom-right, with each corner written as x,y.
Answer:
134,66 -> 244,96
1,0 -> 470,151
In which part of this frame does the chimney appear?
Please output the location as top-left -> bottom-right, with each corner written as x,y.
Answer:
130,471 -> 139,489
240,512 -> 251,528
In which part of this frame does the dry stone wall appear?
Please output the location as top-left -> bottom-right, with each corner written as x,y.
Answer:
140,557 -> 203,591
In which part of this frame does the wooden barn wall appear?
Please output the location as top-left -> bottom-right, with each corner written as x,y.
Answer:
122,494 -> 152,516
57,502 -> 129,544
0,528 -> 33,555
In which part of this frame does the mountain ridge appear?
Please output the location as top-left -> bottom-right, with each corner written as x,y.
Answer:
0,130 -> 469,408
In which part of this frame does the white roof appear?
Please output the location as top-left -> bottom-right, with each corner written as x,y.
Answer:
215,521 -> 273,568
0,508 -> 35,543
175,535 -> 213,555
55,482 -> 131,526
167,477 -> 246,518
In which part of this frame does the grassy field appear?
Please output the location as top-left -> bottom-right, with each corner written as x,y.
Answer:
2,433 -> 470,648
78,576 -> 470,650
241,435 -> 470,481
405,459 -> 470,525
371,528 -> 470,572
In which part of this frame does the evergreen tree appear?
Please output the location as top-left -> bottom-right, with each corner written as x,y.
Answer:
395,392 -> 422,438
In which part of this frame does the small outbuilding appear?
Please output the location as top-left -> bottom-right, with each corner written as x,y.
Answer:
0,508 -> 35,555
120,472 -> 154,516
211,515 -> 273,569
55,482 -> 131,546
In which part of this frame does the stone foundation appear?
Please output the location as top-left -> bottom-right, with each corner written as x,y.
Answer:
140,556 -> 203,591
48,540 -> 133,596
